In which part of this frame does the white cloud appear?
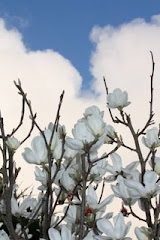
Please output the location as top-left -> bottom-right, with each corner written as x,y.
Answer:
90,15 -> 160,127
1,15 -> 160,196
0,19 -> 97,130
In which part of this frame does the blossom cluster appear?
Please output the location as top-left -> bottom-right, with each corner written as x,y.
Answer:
0,82 -> 160,240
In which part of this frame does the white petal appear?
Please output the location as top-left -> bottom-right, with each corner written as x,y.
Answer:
98,194 -> 114,210
61,225 -> 72,240
66,138 -> 83,151
144,171 -> 157,185
87,185 -> 98,202
97,218 -> 115,238
48,228 -> 61,240
111,153 -> 122,172
22,148 -> 37,164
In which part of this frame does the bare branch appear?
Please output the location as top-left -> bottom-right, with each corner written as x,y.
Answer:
138,51 -> 155,136
98,179 -> 105,204
129,204 -> 146,223
9,96 -> 25,137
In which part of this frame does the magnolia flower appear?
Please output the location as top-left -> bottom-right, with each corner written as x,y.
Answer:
154,158 -> 160,175
135,227 -> 152,240
97,213 -> 131,240
34,166 -> 48,190
142,127 -> 160,149
107,88 -> 130,110
64,145 -> 78,160
6,136 -> 20,151
0,230 -> 10,240
66,137 -> 83,151
83,231 -> 96,240
48,122 -> 66,139
44,126 -> 64,160
73,120 -> 94,143
149,157 -> 160,175
44,128 -> 58,151
11,192 -> 37,217
105,153 -> 138,182
66,110 -> 108,153
86,115 -> 107,137
64,205 -> 80,228
111,176 -> 136,205
90,157 -> 107,183
48,225 -> 75,240
22,135 -> 48,165
53,138 -> 63,160
125,171 -> 160,199
104,124 -> 116,144
84,105 -> 104,118
66,119 -> 94,151
86,185 -> 114,220
60,167 -> 76,192
35,164 -> 60,190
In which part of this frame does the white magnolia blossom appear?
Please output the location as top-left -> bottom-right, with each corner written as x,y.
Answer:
64,205 -> 80,228
44,128 -> 58,151
86,185 -> 114,219
53,138 -> 63,160
90,157 -> 107,183
34,166 -> 48,190
64,145 -> 78,160
66,108 -> 107,152
135,226 -> 152,240
8,103 -> 160,239
111,176 -> 136,205
48,225 -> 75,240
153,157 -> 160,175
48,122 -> 66,139
86,115 -> 107,137
97,213 -> 131,240
142,127 -> 160,149
44,127 -> 63,160
34,164 -> 61,190
149,156 -> 160,175
0,230 -> 10,240
104,124 -> 116,144
66,119 -> 94,151
72,119 -> 94,143
107,88 -> 130,110
105,153 -> 139,182
6,136 -> 20,151
22,135 -> 48,164
11,193 -> 37,217
84,105 -> 104,118
83,231 -> 96,240
125,171 -> 160,199
60,167 -> 76,192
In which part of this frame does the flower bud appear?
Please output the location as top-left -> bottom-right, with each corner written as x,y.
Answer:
6,136 -> 20,151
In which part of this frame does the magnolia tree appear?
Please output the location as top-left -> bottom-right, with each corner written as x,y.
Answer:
0,53 -> 160,240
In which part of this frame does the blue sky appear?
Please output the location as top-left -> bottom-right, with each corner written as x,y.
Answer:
0,0 -> 160,89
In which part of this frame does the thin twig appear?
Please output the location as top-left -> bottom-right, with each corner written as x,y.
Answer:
9,96 -> 25,137
98,179 -> 105,204
138,51 -> 155,136
92,144 -> 121,164
129,204 -> 146,223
